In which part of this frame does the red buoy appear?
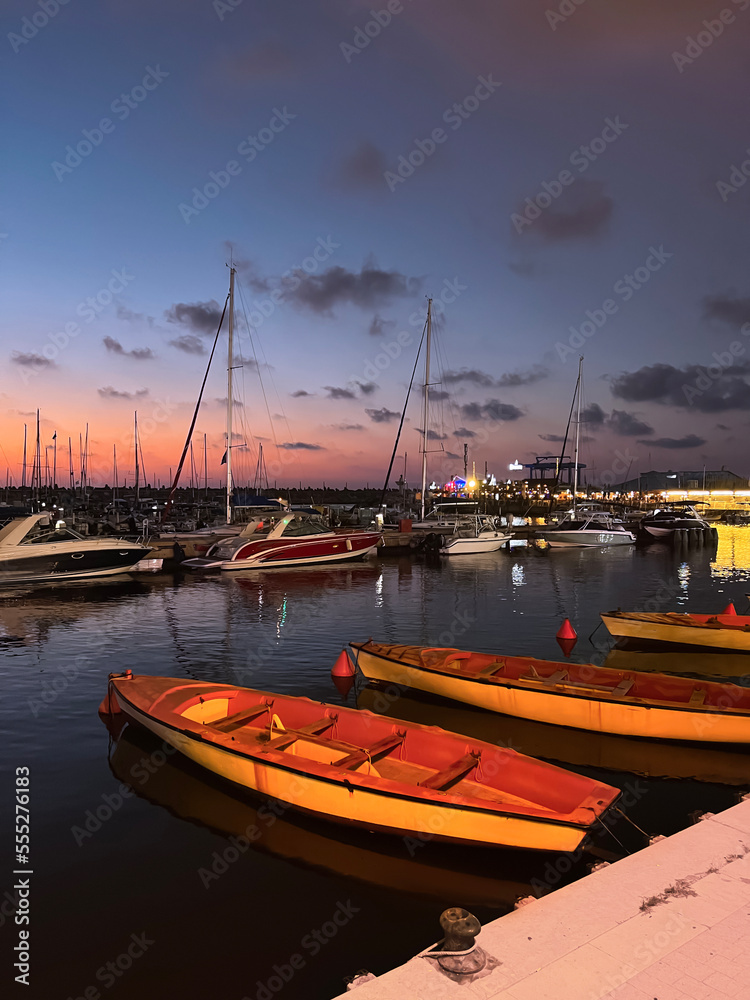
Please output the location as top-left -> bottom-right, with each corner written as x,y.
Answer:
722,602 -> 737,616
556,618 -> 577,640
332,650 -> 355,677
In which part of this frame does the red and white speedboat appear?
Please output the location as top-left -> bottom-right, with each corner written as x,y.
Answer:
183,514 -> 381,571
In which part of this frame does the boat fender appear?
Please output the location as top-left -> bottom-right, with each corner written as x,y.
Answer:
346,538 -> 352,551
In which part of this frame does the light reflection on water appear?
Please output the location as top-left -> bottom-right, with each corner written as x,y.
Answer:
0,527 -> 748,998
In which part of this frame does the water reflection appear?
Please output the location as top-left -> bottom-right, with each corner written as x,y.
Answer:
711,525 -> 750,581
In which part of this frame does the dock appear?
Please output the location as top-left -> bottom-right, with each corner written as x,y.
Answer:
334,797 -> 750,999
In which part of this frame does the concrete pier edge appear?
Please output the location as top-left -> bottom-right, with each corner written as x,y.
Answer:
333,798 -> 750,999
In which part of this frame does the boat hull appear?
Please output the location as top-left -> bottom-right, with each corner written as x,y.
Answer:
539,530 -> 635,547
106,677 -> 617,853
601,613 -> 750,651
0,545 -> 150,584
443,534 -> 511,555
352,644 -> 750,743
221,533 -> 380,570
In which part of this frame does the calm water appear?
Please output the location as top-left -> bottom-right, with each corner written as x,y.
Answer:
2,527 -> 750,999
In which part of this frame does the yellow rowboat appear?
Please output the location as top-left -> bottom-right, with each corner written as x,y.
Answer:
601,610 -> 750,651
110,723 -> 537,907
350,641 -> 750,743
100,672 -> 619,853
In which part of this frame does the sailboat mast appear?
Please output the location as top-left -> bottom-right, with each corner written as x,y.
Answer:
22,424 -> 27,489
226,265 -> 236,524
420,298 -> 432,521
204,432 -> 208,498
35,410 -> 41,493
134,411 -> 140,505
572,356 -> 583,516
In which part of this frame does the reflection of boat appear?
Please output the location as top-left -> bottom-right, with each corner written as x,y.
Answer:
602,610 -> 750,651
0,514 -> 150,584
604,646 -> 750,681
357,685 -> 750,786
110,723 -> 535,907
102,673 -> 620,852
442,516 -> 512,555
351,640 -> 750,743
183,514 -> 381,571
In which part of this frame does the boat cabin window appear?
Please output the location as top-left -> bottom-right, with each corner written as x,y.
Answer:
21,527 -> 84,544
282,520 -> 329,537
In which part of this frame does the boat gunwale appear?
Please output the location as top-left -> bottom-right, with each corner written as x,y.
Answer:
110,681 -> 614,831
350,641 -> 750,718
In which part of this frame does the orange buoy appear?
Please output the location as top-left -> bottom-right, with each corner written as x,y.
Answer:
556,618 -> 577,640
722,602 -> 737,616
332,650 -> 355,677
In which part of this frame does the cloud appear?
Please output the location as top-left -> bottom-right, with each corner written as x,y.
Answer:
116,304 -> 156,327
368,313 -> 396,337
291,389 -> 314,397
332,423 -> 364,431
284,264 -> 419,315
444,451 -> 461,460
496,365 -> 549,387
165,300 -> 223,334
97,386 -> 149,400
103,336 -> 155,360
703,294 -> 750,327
717,423 -> 730,430
460,399 -> 523,422
11,352 -> 56,369
278,441 -> 324,450
515,179 -> 614,242
581,403 -> 606,426
324,385 -> 356,400
606,409 -> 653,436
610,362 -> 750,412
430,390 -> 452,401
443,368 -> 496,387
229,247 -> 272,293
356,380 -> 377,395
169,334 -> 206,355
637,434 -> 706,449
453,426 -> 477,438
365,407 -> 400,423
539,432 -> 594,443
338,141 -> 388,191
426,430 -> 448,440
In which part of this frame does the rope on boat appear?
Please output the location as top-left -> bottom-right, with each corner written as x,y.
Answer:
613,805 -> 650,840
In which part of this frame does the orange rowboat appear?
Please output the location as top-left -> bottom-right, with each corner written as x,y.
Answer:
601,610 -> 750,651
350,641 -> 750,743
100,672 -> 620,853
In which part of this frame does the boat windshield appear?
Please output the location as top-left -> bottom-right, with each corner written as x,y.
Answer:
20,527 -> 85,545
280,519 -> 330,537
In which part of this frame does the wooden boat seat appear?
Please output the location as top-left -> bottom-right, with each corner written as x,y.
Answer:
689,688 -> 706,706
333,732 -> 405,770
476,659 -> 505,677
557,678 -> 635,697
262,716 -> 338,752
211,701 -> 272,732
420,752 -> 481,792
521,668 -> 568,685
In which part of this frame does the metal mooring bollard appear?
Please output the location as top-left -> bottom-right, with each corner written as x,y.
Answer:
436,907 -> 487,976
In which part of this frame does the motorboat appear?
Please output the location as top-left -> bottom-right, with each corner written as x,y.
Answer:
99,672 -> 620,852
538,510 -> 636,547
350,640 -> 750,742
640,503 -> 711,538
442,515 -> 512,555
0,514 -> 150,584
601,610 -> 750,651
182,513 -> 381,571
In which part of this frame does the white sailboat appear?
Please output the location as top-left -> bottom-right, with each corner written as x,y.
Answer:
539,358 -> 635,548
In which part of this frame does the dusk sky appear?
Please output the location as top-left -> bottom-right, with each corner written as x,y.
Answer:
4,0 -> 750,488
